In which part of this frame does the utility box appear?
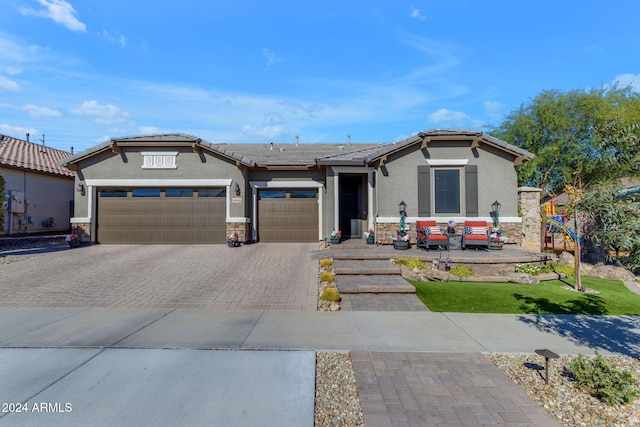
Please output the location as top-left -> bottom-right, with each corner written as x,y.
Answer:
9,190 -> 24,214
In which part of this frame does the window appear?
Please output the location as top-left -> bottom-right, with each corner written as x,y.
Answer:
259,190 -> 286,199
290,190 -> 317,199
132,189 -> 161,197
198,189 -> 226,198
165,189 -> 194,197
99,190 -> 127,198
434,169 -> 460,214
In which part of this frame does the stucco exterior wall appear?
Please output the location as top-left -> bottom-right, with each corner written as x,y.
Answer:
377,141 -> 520,219
1,167 -> 73,234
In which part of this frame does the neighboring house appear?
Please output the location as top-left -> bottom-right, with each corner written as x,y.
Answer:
59,130 -> 534,246
0,134 -> 75,235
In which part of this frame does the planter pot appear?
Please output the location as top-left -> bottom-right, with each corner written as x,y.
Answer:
227,240 -> 240,247
68,240 -> 80,248
330,237 -> 341,244
366,237 -> 375,245
489,242 -> 504,250
393,240 -> 410,250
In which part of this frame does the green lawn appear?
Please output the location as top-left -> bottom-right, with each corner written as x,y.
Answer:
409,276 -> 640,315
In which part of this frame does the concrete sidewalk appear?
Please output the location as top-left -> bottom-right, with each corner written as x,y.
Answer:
1,308 -> 638,356
1,308 -> 638,426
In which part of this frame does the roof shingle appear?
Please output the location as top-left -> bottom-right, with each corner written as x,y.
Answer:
0,134 -> 75,178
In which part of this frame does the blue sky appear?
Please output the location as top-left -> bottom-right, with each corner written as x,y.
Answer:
1,0 -> 639,153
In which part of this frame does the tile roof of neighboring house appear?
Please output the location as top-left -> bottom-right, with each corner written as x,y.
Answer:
0,134 -> 75,178
59,129 -> 534,169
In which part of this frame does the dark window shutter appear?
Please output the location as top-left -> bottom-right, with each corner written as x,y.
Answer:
465,164 -> 478,216
418,165 -> 431,216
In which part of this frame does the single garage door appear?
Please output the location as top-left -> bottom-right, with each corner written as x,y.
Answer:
97,188 -> 226,244
258,189 -> 318,242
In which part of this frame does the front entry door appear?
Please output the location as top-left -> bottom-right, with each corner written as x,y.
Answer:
339,175 -> 364,239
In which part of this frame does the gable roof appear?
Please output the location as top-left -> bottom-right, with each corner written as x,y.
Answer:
59,130 -> 534,169
0,134 -> 75,178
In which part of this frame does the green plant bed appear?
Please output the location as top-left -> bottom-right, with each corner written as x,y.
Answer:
409,276 -> 640,315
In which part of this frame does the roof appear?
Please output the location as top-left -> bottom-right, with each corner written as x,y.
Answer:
0,134 -> 75,178
59,129 -> 534,169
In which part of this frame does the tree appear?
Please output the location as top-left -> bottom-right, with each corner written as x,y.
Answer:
487,85 -> 640,194
578,182 -> 640,274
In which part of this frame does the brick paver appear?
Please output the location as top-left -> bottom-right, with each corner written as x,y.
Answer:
0,243 -> 320,310
350,352 -> 561,427
341,294 -> 429,311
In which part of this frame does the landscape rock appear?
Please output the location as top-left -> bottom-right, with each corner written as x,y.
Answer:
418,269 -> 451,281
505,272 -> 540,284
589,265 -> 637,282
558,251 -> 575,266
399,264 -> 420,281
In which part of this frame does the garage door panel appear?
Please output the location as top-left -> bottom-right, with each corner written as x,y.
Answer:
98,191 -> 226,244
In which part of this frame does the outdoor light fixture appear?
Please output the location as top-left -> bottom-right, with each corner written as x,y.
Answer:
491,200 -> 501,228
234,182 -> 241,196
76,183 -> 86,196
398,200 -> 407,213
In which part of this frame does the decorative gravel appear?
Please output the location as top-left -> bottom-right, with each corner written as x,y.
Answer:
315,352 -> 364,427
488,353 -> 640,427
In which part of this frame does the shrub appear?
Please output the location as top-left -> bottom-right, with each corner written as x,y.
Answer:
515,263 -> 542,275
568,351 -> 640,406
450,265 -> 476,277
320,259 -> 333,268
393,257 -> 425,271
319,271 -> 335,283
321,288 -> 341,302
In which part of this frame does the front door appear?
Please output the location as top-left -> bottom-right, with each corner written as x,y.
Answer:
339,175 -> 364,239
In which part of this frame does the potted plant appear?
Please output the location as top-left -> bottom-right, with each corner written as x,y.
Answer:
330,230 -> 342,244
65,230 -> 81,248
393,233 -> 411,250
489,228 -> 506,249
364,229 -> 375,245
227,232 -> 240,247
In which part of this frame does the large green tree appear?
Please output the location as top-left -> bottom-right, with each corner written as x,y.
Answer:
488,85 -> 640,194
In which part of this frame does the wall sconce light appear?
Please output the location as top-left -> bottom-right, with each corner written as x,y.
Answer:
398,200 -> 407,213
490,200 -> 501,228
234,183 -> 241,196
76,183 -> 86,196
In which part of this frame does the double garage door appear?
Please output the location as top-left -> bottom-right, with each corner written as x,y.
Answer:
97,188 -> 226,244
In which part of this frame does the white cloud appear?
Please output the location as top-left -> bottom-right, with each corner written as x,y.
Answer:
484,101 -> 505,118
71,100 -> 131,125
410,8 -> 427,21
261,48 -> 281,67
427,108 -> 484,129
1,66 -> 22,75
20,0 -> 86,32
23,103 -> 62,119
101,29 -> 127,47
242,124 -> 288,139
0,123 -> 39,138
138,125 -> 167,134
613,73 -> 640,92
0,76 -> 21,92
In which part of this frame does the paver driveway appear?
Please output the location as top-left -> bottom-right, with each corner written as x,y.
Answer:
0,243 -> 321,310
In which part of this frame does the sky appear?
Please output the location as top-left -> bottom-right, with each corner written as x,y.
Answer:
1,0 -> 639,153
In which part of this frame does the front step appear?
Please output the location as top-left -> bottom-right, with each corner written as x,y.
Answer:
337,275 -> 416,294
334,259 -> 399,275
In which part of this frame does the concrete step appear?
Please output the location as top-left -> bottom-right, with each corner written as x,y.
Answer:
336,275 -> 416,294
334,259 -> 400,275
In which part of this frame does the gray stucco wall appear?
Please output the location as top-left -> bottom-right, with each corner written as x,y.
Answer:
1,168 -> 73,234
377,140 -> 520,219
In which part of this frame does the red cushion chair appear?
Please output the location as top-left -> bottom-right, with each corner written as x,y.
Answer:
416,221 -> 449,251
461,221 -> 490,249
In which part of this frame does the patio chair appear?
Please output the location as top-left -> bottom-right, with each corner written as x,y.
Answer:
416,221 -> 449,251
461,221 -> 490,250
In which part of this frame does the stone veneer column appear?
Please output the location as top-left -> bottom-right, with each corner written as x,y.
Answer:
518,186 -> 542,252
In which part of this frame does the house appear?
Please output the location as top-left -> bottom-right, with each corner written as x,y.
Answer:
0,134 -> 75,235
59,130 -> 534,246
